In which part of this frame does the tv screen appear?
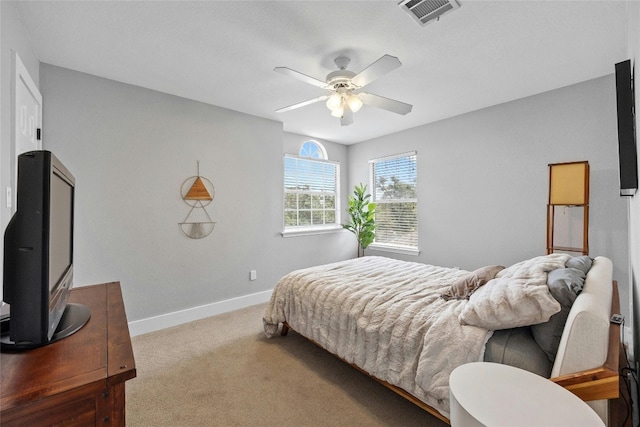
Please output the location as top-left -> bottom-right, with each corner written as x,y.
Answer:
615,59 -> 638,196
48,169 -> 73,303
1,150 -> 89,350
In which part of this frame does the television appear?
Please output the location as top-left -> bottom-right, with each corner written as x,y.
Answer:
1,150 -> 90,350
614,59 -> 638,196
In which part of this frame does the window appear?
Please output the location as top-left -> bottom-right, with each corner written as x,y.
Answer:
283,141 -> 340,235
300,140 -> 327,159
369,152 -> 418,253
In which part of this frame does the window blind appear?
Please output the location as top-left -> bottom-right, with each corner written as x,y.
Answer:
370,152 -> 418,250
284,155 -> 339,229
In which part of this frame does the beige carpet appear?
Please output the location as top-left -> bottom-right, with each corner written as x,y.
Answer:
126,303 -> 449,427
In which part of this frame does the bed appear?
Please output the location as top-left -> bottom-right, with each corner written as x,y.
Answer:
263,254 -> 620,424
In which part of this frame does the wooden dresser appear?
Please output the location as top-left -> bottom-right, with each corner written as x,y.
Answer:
1,282 -> 136,426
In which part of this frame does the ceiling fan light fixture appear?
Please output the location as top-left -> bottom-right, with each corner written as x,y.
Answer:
275,53 -> 412,122
330,102 -> 344,118
326,93 -> 342,111
347,94 -> 363,113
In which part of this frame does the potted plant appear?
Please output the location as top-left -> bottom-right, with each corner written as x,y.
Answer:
343,183 -> 376,257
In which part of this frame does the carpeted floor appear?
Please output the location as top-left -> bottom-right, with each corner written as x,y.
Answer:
126,303 -> 449,426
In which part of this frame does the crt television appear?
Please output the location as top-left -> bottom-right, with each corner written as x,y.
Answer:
1,150 -> 90,350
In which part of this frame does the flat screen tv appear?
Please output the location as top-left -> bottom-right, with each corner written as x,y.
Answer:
1,150 -> 90,350
615,59 -> 638,196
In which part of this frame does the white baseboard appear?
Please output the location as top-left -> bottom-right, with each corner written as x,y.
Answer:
128,289 -> 273,337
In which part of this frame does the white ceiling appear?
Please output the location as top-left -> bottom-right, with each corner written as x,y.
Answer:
15,0 -> 631,145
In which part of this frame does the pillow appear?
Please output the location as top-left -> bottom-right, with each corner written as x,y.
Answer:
565,256 -> 593,277
458,254 -> 568,330
441,265 -> 505,301
530,267 -> 585,361
495,253 -> 570,279
484,327 -> 553,378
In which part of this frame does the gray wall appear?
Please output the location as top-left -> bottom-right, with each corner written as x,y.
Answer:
0,1 -> 41,302
349,75 -> 631,319
39,64 -> 353,322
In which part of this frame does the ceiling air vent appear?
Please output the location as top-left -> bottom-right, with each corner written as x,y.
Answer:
398,0 -> 460,27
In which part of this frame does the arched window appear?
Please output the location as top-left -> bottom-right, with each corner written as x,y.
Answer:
283,141 -> 340,234
299,140 -> 327,160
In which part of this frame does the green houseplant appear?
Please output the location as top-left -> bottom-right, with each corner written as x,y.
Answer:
343,183 -> 376,258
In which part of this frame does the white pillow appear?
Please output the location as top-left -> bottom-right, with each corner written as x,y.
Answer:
458,254 -> 569,330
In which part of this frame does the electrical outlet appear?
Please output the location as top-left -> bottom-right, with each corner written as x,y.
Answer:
250,270 -> 257,281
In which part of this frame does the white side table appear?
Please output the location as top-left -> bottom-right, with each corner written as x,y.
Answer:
449,362 -> 604,427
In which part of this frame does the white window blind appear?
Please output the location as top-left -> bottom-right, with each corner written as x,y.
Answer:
370,152 -> 418,251
284,155 -> 339,230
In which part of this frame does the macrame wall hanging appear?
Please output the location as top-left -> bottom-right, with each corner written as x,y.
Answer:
180,161 -> 216,239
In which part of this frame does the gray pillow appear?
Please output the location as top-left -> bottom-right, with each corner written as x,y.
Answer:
531,267 -> 585,361
566,256 -> 593,277
484,327 -> 553,378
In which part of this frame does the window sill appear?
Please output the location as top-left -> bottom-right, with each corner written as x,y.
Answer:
368,243 -> 420,256
282,226 -> 345,238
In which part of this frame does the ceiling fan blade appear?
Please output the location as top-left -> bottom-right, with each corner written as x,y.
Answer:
359,92 -> 413,115
351,55 -> 402,88
340,105 -> 354,126
274,67 -> 327,88
275,95 -> 328,113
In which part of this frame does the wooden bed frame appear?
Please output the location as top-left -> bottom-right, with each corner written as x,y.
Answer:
279,281 -> 621,425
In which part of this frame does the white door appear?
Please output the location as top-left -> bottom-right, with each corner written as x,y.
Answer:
14,50 -> 42,157
11,51 -> 42,212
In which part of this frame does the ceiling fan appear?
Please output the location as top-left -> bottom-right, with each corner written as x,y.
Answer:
274,54 -> 413,126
